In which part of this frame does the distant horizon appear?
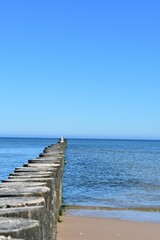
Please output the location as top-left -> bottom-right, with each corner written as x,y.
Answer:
0,135 -> 159,141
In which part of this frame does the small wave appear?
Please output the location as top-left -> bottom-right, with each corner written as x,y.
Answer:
63,204 -> 160,212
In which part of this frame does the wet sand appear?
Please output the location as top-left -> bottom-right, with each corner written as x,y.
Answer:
57,215 -> 160,240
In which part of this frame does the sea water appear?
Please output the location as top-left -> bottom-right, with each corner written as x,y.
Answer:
63,139 -> 160,209
0,137 -> 160,221
63,139 -> 160,222
0,137 -> 57,181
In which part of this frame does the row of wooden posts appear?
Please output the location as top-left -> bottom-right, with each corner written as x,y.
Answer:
0,139 -> 67,240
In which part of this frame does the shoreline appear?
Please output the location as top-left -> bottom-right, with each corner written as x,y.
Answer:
63,208 -> 160,223
57,214 -> 160,240
63,204 -> 160,212
61,205 -> 160,223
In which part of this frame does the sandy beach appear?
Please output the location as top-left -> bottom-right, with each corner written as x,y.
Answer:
57,215 -> 160,240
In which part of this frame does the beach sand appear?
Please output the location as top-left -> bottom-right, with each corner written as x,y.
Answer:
57,215 -> 160,240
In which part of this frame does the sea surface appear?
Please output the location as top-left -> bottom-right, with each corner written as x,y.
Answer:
0,137 -> 57,181
64,139 -> 160,211
0,137 -> 160,222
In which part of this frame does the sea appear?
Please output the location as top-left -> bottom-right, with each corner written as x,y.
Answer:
0,137 -> 160,222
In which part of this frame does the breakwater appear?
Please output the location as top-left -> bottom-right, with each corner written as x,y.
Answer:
0,139 -> 67,240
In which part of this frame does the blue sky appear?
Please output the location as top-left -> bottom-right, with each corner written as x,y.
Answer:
0,0 -> 159,139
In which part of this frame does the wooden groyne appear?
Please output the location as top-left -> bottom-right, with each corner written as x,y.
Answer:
0,139 -> 67,240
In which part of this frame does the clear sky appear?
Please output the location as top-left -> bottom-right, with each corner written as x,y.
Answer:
0,0 -> 159,139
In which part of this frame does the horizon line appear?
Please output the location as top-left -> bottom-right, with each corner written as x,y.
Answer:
0,136 -> 160,141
